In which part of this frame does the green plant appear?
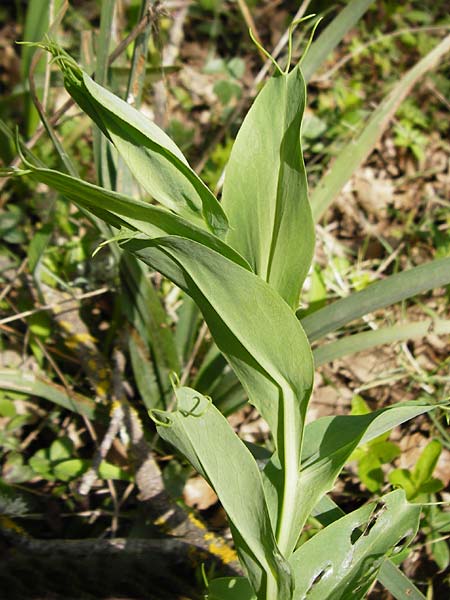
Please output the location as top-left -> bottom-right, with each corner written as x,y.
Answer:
389,439 -> 444,501
2,4 -> 450,598
350,395 -> 401,493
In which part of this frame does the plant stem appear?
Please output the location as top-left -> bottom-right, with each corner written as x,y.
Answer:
276,386 -> 302,556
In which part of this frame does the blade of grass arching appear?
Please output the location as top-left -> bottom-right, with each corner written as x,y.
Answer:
21,0 -> 51,136
313,319 -> 450,366
94,0 -> 116,190
311,496 -> 426,600
378,560 -> 426,600
302,257 -> 450,342
310,34 -> 450,222
0,369 -> 98,420
301,0 -> 374,82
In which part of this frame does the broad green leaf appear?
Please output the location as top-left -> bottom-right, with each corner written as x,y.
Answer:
44,44 -> 228,237
49,437 -> 73,461
154,386 -> 293,598
291,490 -> 420,600
0,369 -> 98,419
222,64 -> 314,308
302,257 -> 450,342
418,478 -> 444,495
207,577 -> 256,600
126,236 -> 314,457
311,34 -> 450,221
125,235 -> 314,561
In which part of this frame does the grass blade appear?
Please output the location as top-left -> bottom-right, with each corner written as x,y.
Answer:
313,319 -> 450,366
302,257 -> 450,342
378,560 -> 426,600
0,369 -> 98,419
21,0 -> 51,135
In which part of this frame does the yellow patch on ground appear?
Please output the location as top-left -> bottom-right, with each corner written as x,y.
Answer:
59,320 -> 74,332
96,368 -> 109,380
207,542 -> 237,564
188,512 -> 206,530
95,380 -> 109,397
65,332 -> 98,348
87,358 -> 97,371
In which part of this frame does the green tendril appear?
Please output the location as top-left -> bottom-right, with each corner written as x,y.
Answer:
169,371 -> 181,392
179,395 -> 211,419
248,28 -> 283,76
299,16 -> 324,68
149,409 -> 173,428
285,14 -> 316,74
